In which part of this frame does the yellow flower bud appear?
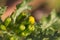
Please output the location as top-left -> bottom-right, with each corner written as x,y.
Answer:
0,25 -> 6,31
22,12 -> 26,16
10,37 -> 14,40
19,24 -> 25,31
29,16 -> 35,24
28,25 -> 35,31
5,17 -> 11,26
21,32 -> 30,37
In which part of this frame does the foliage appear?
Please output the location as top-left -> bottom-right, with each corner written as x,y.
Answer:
0,0 -> 60,40
26,9 -> 60,40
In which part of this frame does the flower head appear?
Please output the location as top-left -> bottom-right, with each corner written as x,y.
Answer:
29,16 -> 35,24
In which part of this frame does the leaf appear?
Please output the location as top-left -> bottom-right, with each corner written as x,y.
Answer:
41,9 -> 58,31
